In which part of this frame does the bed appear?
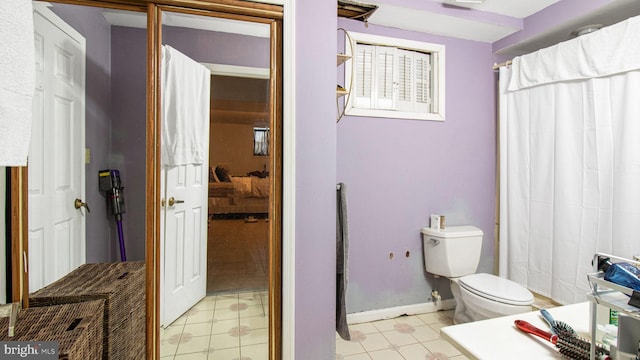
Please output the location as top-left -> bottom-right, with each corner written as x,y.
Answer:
208,173 -> 269,218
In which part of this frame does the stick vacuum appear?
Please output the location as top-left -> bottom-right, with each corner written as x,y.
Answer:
99,169 -> 127,261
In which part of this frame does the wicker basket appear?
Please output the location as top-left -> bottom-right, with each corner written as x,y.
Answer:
0,300 -> 104,360
30,261 -> 145,360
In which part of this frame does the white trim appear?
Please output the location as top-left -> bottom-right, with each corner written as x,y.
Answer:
345,31 -> 446,121
280,0 -> 295,359
346,299 -> 456,325
201,63 -> 270,79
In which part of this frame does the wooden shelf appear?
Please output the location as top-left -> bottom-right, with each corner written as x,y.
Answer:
336,85 -> 348,98
337,53 -> 351,66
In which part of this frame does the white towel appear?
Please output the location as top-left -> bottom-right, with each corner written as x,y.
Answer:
0,0 -> 35,166
161,45 -> 211,166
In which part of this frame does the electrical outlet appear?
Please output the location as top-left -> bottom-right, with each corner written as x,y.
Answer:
85,148 -> 91,164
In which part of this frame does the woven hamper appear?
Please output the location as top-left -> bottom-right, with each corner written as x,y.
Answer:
30,261 -> 145,360
0,300 -> 104,360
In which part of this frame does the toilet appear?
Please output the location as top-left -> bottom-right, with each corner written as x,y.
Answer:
422,225 -> 534,324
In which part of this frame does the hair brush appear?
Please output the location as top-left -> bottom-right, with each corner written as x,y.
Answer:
514,320 -> 611,360
540,308 -> 578,337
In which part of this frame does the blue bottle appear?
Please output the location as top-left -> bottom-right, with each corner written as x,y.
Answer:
598,257 -> 640,292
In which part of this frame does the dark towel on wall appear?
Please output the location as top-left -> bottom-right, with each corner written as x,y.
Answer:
336,183 -> 351,340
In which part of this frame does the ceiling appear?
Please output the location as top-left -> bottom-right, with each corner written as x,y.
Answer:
356,0 -> 640,56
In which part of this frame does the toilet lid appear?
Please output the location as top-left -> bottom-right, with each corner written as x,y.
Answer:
458,273 -> 534,306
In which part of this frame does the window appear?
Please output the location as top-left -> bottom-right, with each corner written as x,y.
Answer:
345,32 -> 445,121
253,127 -> 269,156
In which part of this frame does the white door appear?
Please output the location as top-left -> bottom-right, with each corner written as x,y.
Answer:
160,46 -> 210,326
29,5 -> 86,292
160,163 -> 208,325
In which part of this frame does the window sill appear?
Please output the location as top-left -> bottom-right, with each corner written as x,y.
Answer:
345,107 -> 445,121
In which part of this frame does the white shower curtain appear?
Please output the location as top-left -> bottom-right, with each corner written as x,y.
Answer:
499,15 -> 640,305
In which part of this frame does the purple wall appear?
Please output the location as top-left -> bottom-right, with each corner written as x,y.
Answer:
110,26 -> 147,261
51,4 -> 116,262
337,18 -> 497,313
163,27 -> 269,68
294,1 -> 338,359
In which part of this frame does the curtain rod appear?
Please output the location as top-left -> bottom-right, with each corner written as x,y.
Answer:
492,60 -> 512,70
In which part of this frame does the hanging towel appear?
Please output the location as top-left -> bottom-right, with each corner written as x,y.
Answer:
336,183 -> 351,340
0,0 -> 35,166
161,45 -> 210,165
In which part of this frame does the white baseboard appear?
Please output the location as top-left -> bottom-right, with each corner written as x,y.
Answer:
347,299 -> 456,325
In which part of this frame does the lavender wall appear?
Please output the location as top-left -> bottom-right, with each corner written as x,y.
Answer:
51,4 -> 116,262
163,27 -> 269,68
337,18 -> 497,313
294,1 -> 338,359
110,26 -> 147,261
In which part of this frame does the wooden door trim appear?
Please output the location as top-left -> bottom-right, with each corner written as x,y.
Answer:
48,0 -> 282,18
269,18 -> 283,360
10,167 -> 28,307
147,3 -> 161,359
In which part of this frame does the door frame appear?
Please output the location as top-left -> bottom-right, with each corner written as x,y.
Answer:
10,1 -> 291,359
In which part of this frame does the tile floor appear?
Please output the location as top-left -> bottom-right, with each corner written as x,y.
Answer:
160,291 -> 554,359
160,290 -> 269,360
336,310 -> 469,360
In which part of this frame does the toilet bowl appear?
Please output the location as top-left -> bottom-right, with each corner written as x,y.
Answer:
422,226 -> 534,323
450,273 -> 533,324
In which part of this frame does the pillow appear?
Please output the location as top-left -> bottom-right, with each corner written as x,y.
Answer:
215,166 -> 231,182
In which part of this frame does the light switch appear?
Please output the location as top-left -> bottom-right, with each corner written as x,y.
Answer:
85,148 -> 91,164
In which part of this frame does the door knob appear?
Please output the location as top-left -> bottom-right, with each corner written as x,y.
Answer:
168,197 -> 184,207
74,198 -> 90,213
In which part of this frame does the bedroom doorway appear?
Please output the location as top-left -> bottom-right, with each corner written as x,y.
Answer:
207,73 -> 271,294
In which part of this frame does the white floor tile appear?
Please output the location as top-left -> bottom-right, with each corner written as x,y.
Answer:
239,315 -> 268,330
342,353 -> 373,360
183,322 -> 214,337
371,318 -> 397,332
357,332 -> 392,352
412,325 -> 441,342
368,348 -> 404,360
211,318 -> 238,335
186,309 -> 215,324
208,346 -> 240,359
174,351 -> 209,359
348,322 -> 379,335
381,329 -> 419,347
396,315 -> 427,327
396,343 -> 431,360
241,343 -> 269,360
210,332 -> 240,350
240,328 -> 268,346
335,337 -> 367,357
423,339 -> 462,357
160,341 -> 178,358
213,308 -> 238,321
176,334 -> 211,355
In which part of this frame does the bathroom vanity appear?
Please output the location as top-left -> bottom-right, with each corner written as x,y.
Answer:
441,302 -> 591,359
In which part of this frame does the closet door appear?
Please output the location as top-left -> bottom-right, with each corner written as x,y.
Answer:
29,4 -> 86,292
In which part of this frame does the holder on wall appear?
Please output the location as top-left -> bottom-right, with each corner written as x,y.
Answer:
337,28 -> 354,123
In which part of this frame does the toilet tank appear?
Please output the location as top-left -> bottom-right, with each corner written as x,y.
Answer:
422,225 -> 483,278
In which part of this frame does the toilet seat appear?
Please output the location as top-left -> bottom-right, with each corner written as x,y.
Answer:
458,273 -> 534,306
